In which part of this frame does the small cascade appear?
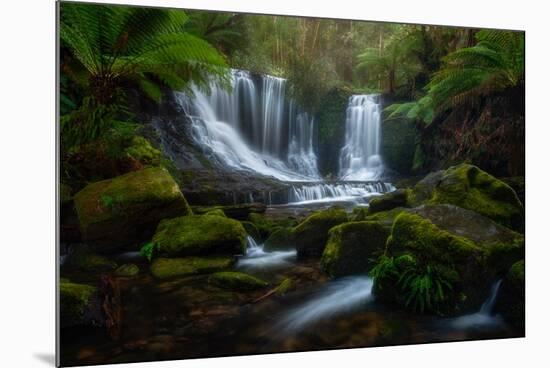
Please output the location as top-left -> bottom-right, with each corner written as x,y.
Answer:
277,276 -> 374,332
239,237 -> 296,270
451,280 -> 504,329
287,182 -> 394,205
339,95 -> 384,181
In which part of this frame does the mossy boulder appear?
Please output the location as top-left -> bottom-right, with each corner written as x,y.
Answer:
124,136 -> 161,166
208,271 -> 268,291
292,207 -> 348,258
275,278 -> 295,295
150,257 -> 235,279
321,221 -> 390,278
59,280 -> 101,328
114,263 -> 139,277
74,167 -> 191,252
264,228 -> 294,252
152,215 -> 247,256
241,221 -> 261,242
380,116 -> 417,175
429,164 -> 524,231
204,209 -> 226,217
368,189 -> 411,214
381,206 -> 524,314
495,260 -> 525,330
62,246 -> 117,273
363,207 -> 408,229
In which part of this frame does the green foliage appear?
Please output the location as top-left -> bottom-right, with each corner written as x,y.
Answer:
386,30 -> 524,126
370,254 -> 455,314
139,241 -> 158,262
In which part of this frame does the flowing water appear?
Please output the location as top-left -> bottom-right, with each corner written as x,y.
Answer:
450,280 -> 504,329
339,94 -> 383,181
238,236 -> 297,271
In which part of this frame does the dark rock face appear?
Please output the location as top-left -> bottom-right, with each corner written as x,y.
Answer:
264,227 -> 294,252
380,117 -> 418,175
495,260 -> 525,330
315,87 -> 352,177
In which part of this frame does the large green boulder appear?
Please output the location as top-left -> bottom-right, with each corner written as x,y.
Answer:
264,227 -> 294,252
208,271 -> 268,291
378,205 -> 524,314
321,221 -> 390,278
152,215 -> 247,256
59,280 -> 101,328
428,164 -> 524,231
150,257 -> 235,279
74,167 -> 191,252
495,260 -> 525,330
380,116 -> 417,175
292,208 -> 348,258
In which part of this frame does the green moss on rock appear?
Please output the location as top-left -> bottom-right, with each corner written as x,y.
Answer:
60,183 -> 72,205
62,247 -> 117,272
59,280 -> 99,327
495,260 -> 525,330
292,207 -> 348,258
150,257 -> 235,279
429,164 -> 524,231
208,271 -> 268,291
153,215 -> 247,256
275,278 -> 294,295
264,227 -> 294,252
321,221 -> 390,278
114,263 -> 139,277
74,167 -> 192,252
124,136 -> 161,166
204,209 -> 226,217
368,189 -> 411,214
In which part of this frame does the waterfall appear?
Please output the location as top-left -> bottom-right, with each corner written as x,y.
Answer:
177,70 -> 319,181
339,94 -> 383,180
239,237 -> 296,270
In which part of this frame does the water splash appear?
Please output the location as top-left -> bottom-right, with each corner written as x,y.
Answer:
339,95 -> 383,180
238,236 -> 296,270
288,182 -> 394,205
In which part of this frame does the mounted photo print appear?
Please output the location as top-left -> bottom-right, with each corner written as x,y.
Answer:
57,1 -> 525,366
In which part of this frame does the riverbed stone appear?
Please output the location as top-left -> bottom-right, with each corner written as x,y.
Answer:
150,257 -> 235,279
152,215 -> 247,256
321,221 -> 390,278
241,221 -> 261,242
62,246 -> 117,273
114,263 -> 140,277
74,167 -> 192,252
208,271 -> 268,291
59,280 -> 101,328
292,207 -> 348,258
264,228 -> 294,252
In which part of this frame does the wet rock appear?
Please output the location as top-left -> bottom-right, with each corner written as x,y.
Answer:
153,215 -> 247,256
59,280 -> 102,328
74,167 -> 191,252
264,228 -> 294,252
208,271 -> 268,291
62,246 -> 117,273
495,260 -> 525,330
114,263 -> 139,277
150,257 -> 235,279
321,221 -> 390,278
368,189 -> 411,214
292,207 -> 348,258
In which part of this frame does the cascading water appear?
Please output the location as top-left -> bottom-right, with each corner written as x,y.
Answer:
238,236 -> 296,270
451,280 -> 504,328
287,182 -> 395,205
277,276 -> 374,332
339,94 -> 384,181
177,70 -> 319,181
